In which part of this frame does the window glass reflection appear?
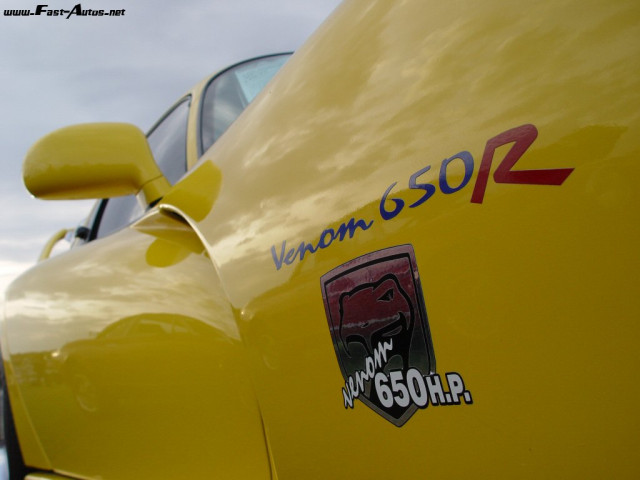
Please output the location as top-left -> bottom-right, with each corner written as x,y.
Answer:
200,54 -> 290,153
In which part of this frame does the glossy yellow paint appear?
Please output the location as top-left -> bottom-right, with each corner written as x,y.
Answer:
25,473 -> 72,480
4,0 -> 640,478
173,0 -> 638,477
4,212 -> 271,479
23,123 -> 170,204
1,359 -> 52,471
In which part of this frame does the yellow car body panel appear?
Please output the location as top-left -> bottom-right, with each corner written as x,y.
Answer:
3,0 -> 639,478
4,213 -> 271,478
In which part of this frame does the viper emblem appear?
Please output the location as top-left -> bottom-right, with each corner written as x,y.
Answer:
322,245 -> 436,426
338,274 -> 414,371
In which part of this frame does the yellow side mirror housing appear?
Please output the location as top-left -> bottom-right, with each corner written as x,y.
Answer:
23,123 -> 170,205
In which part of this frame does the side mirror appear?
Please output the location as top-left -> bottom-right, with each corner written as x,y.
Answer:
23,123 -> 170,205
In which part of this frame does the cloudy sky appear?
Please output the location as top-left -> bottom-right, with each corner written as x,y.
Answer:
0,0 -> 341,293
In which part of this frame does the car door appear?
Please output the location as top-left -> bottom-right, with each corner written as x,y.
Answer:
3,94 -> 271,480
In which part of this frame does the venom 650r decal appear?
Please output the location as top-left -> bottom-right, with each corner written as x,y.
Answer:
321,245 -> 472,426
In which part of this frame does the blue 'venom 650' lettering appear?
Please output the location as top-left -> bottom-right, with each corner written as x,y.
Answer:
270,125 -> 573,270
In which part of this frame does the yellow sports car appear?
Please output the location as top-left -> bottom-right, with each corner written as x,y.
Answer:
2,0 -> 639,479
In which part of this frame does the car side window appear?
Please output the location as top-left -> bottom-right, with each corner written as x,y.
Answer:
93,98 -> 191,239
200,54 -> 290,154
147,97 -> 190,185
93,195 -> 144,239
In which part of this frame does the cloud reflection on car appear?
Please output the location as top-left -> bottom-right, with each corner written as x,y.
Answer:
52,313 -> 227,413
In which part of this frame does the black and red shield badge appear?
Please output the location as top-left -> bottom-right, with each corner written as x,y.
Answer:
321,244 -> 436,426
